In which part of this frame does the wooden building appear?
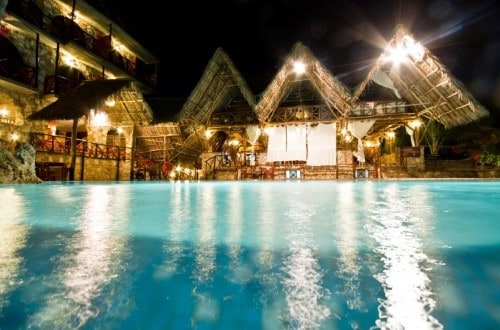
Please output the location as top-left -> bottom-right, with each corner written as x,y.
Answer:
1,2 -> 490,181
167,26 -> 489,180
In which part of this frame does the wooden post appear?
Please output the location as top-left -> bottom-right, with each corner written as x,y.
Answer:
115,146 -> 120,181
129,125 -> 137,181
69,118 -> 78,181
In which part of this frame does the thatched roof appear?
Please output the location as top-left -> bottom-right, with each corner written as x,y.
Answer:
134,123 -> 182,161
176,47 -> 256,133
28,79 -> 153,125
352,25 -> 489,129
171,47 -> 257,163
133,97 -> 185,162
255,42 -> 352,122
168,126 -> 207,164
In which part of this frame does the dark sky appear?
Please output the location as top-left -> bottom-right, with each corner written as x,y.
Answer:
91,0 -> 499,118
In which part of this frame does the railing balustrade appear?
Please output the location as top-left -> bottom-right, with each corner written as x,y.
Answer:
30,133 -> 131,160
5,0 -> 157,89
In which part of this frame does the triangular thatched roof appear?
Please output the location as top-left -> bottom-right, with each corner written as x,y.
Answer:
353,24 -> 489,129
171,47 -> 257,163
28,79 -> 153,125
176,47 -> 257,133
255,42 -> 352,122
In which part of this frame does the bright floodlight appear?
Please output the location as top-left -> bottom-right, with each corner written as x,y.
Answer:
385,35 -> 424,65
293,61 -> 306,74
386,44 -> 408,65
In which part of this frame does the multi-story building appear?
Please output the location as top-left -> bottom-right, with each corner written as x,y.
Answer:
1,0 -> 159,180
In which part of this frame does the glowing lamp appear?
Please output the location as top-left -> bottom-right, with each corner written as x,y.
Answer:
293,60 -> 306,74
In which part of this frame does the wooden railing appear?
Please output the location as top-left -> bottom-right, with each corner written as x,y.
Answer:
30,133 -> 131,160
6,0 -> 157,90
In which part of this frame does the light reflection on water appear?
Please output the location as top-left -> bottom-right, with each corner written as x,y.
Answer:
27,184 -> 132,329
0,189 -> 28,312
335,181 -> 365,316
0,180 -> 499,329
281,188 -> 331,329
366,183 -> 443,330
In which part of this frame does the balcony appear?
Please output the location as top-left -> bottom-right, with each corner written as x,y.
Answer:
5,0 -> 157,90
0,35 -> 38,88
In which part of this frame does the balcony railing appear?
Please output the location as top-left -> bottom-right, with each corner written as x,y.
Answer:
5,0 -> 157,89
43,75 -> 81,96
31,133 -> 131,161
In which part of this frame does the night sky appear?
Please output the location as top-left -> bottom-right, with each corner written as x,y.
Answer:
89,0 -> 499,120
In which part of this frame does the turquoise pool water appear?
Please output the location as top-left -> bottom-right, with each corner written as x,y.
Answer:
0,180 -> 499,329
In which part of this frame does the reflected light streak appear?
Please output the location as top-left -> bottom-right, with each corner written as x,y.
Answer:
192,185 -> 216,283
29,185 -> 131,328
156,183 -> 190,279
282,192 -> 330,329
335,182 -> 365,312
0,189 -> 28,312
226,185 -> 250,284
367,184 -> 443,330
192,185 -> 218,326
49,185 -> 77,203
256,185 -> 277,274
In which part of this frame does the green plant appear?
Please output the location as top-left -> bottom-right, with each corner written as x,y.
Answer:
424,120 -> 445,155
480,137 -> 500,166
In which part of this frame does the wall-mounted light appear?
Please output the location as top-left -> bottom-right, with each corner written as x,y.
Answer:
49,121 -> 57,135
364,140 -> 380,148
295,108 -> 310,120
0,107 -> 8,117
105,96 -> 116,107
111,39 -> 126,53
116,127 -> 123,135
90,109 -> 110,127
70,11 -> 82,23
343,132 -> 353,143
11,132 -> 19,141
62,53 -> 79,68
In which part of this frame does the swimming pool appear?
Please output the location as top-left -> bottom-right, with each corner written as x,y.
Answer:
0,180 -> 499,329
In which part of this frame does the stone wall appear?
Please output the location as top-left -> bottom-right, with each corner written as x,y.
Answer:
35,152 -> 132,181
